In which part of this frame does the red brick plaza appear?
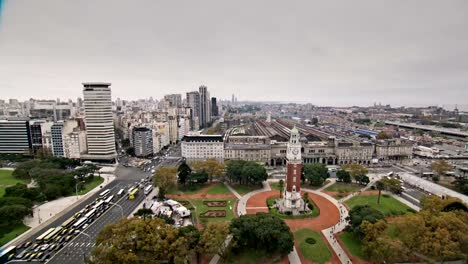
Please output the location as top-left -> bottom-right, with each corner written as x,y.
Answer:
244,186 -> 342,264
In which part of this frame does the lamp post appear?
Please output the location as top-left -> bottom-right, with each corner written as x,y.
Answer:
75,180 -> 86,199
108,202 -> 124,218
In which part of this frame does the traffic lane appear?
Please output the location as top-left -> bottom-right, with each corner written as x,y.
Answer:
13,180 -> 122,250
48,192 -> 145,264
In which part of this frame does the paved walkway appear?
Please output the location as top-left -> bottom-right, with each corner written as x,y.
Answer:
224,182 -> 242,200
237,181 -> 270,216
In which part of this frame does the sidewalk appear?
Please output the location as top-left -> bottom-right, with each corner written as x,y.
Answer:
1,174 -> 115,249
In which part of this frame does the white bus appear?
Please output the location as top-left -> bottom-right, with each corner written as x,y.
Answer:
99,189 -> 110,199
104,195 -> 114,204
72,217 -> 88,229
84,208 -> 97,219
93,200 -> 105,210
144,185 -> 153,195
117,189 -> 124,196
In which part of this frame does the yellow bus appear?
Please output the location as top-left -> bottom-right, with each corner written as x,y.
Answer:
36,228 -> 55,242
128,188 -> 139,200
43,227 -> 63,243
61,216 -> 76,228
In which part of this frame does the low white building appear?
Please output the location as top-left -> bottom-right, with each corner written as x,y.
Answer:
181,135 -> 224,161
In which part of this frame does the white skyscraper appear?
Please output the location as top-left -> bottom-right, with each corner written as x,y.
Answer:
82,82 -> 117,161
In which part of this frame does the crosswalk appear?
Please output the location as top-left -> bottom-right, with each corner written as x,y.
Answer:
66,242 -> 95,248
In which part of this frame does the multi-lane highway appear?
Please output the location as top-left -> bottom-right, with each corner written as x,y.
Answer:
6,150 -> 183,264
47,181 -> 146,264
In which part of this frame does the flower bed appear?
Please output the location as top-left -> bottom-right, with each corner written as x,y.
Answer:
200,210 -> 226,218
203,201 -> 227,207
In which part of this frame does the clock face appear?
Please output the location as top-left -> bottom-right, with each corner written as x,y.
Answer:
292,148 -> 299,155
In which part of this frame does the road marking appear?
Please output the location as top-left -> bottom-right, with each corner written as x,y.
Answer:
87,242 -> 91,247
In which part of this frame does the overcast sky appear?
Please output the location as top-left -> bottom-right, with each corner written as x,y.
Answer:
0,0 -> 467,107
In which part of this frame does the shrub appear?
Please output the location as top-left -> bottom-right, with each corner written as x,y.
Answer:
307,203 -> 314,211
305,237 -> 316,244
406,208 -> 416,213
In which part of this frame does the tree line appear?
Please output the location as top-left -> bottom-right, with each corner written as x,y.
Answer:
0,157 -> 98,240
88,213 -> 294,264
354,196 -> 468,263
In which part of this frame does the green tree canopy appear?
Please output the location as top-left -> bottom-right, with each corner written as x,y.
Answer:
336,169 -> 352,183
346,205 -> 385,238
89,218 -> 191,264
303,163 -> 329,186
153,167 -> 177,198
230,213 -> 294,256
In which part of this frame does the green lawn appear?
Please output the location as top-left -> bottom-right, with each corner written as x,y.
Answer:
77,176 -> 104,195
345,194 -> 412,216
223,248 -> 282,264
324,182 -> 363,193
189,198 -> 237,224
0,169 -> 25,185
206,183 -> 233,195
270,182 -> 282,191
0,223 -> 30,247
0,169 -> 27,197
267,198 -> 320,219
301,180 -> 331,190
167,184 -> 208,195
339,231 -> 365,259
294,228 -> 332,264
230,184 -> 262,195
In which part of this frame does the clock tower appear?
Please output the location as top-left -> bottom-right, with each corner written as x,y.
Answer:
278,125 -> 303,212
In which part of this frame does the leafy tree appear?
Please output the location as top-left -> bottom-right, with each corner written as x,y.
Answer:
278,179 -> 284,198
346,205 -> 385,238
452,178 -> 468,195
360,175 -> 370,185
134,208 -> 154,220
198,222 -> 230,259
189,171 -> 209,185
376,131 -> 391,139
376,180 -> 385,204
432,175 -> 440,182
361,220 -> 406,263
89,218 -> 191,264
303,163 -> 329,186
0,205 -> 33,229
342,163 -> 368,183
4,183 -> 42,201
226,160 -> 267,185
230,213 -> 294,256
153,167 -> 177,198
0,196 -> 33,209
302,192 -> 309,211
190,158 -> 225,183
336,169 -> 351,183
177,161 -> 191,185
126,147 -> 135,156
431,160 -> 452,177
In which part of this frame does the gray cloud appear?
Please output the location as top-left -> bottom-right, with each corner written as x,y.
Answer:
0,0 -> 467,107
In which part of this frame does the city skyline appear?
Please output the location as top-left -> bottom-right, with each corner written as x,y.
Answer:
1,0 -> 468,106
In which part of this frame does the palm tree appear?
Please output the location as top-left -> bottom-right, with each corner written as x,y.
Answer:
376,180 -> 386,204
303,192 -> 309,211
278,179 -> 284,198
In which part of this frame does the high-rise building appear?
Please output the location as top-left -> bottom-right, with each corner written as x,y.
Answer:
199,85 -> 211,128
164,94 -> 182,108
0,120 -> 32,154
133,127 -> 153,157
211,97 -> 218,117
186,91 -> 200,130
51,122 -> 65,157
82,82 -> 117,161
